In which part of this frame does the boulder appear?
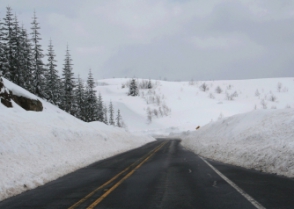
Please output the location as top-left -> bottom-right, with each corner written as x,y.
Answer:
1,97 -> 12,108
11,95 -> 43,111
0,77 -> 12,108
0,76 -> 43,111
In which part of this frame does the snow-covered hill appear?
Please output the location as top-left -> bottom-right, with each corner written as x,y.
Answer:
96,77 -> 294,134
0,78 -> 154,201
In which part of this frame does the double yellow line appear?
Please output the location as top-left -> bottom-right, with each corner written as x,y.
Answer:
68,141 -> 168,209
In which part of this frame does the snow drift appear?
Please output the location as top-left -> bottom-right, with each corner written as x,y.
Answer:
181,109 -> 294,178
0,78 -> 154,201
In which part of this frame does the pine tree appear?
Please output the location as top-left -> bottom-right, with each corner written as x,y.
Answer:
147,79 -> 152,89
0,19 -> 8,76
20,26 -> 33,91
31,11 -> 46,98
103,106 -> 108,124
2,7 -> 15,80
96,93 -> 104,122
84,69 -> 97,122
109,101 -> 115,125
75,75 -> 86,120
60,45 -> 76,114
56,78 -> 63,107
128,78 -> 138,96
12,15 -> 23,86
45,39 -> 60,104
116,109 -> 122,127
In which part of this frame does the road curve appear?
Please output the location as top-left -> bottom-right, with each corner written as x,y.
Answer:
0,139 -> 294,209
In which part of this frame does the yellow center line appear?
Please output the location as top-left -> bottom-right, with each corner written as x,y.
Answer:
68,141 -> 167,209
68,167 -> 130,209
86,141 -> 167,209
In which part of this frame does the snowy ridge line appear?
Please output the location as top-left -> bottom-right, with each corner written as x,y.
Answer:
200,157 -> 265,209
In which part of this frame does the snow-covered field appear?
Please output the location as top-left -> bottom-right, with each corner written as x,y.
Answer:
2,76 -> 294,201
96,77 -> 294,133
0,78 -> 154,201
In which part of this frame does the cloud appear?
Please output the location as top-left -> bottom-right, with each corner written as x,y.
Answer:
1,0 -> 294,80
190,35 -> 242,49
101,33 -> 265,80
76,46 -> 105,55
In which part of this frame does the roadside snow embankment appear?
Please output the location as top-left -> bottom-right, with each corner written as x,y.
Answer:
181,109 -> 294,178
0,78 -> 154,201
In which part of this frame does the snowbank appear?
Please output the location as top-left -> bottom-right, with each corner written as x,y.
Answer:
181,109 -> 294,178
0,78 -> 154,201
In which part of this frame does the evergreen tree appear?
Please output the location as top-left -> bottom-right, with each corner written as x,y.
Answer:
60,45 -> 76,114
84,69 -> 97,122
116,109 -> 122,127
109,101 -> 115,125
147,79 -> 152,89
103,106 -> 108,124
45,39 -> 60,104
128,78 -> 138,96
31,11 -> 46,98
96,93 -> 104,122
12,15 -> 23,86
75,75 -> 86,120
0,19 -> 8,76
2,7 -> 15,80
20,26 -> 33,91
56,78 -> 63,107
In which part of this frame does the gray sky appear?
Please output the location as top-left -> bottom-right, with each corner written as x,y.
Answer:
1,0 -> 294,81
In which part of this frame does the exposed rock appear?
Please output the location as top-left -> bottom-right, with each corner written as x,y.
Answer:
11,95 -> 43,111
0,77 -> 12,108
0,76 -> 43,111
1,98 -> 12,108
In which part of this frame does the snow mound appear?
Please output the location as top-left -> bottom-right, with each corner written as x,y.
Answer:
181,109 -> 294,177
0,78 -> 154,201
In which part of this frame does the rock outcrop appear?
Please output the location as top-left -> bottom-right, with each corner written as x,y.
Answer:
0,76 -> 43,111
11,95 -> 43,111
0,77 -> 12,108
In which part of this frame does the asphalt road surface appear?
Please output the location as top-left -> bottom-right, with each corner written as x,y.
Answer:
1,139 -> 294,209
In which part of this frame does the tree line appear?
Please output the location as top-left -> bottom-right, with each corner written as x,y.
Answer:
0,7 -> 123,127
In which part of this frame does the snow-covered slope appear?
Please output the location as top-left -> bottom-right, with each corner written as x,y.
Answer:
0,78 -> 154,201
96,77 -> 294,134
180,109 -> 294,178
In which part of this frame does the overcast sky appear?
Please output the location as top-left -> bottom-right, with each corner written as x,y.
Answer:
1,0 -> 294,81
